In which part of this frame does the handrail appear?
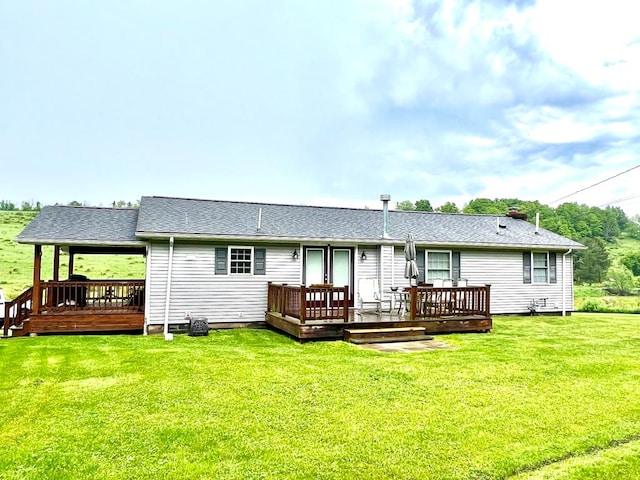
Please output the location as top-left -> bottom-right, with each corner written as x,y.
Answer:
267,282 -> 349,324
3,287 -> 33,336
40,279 -> 145,313
408,284 -> 491,320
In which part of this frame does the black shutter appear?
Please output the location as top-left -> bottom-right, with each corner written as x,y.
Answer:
254,248 -> 266,275
523,251 -> 531,284
215,247 -> 228,275
452,251 -> 461,281
417,249 -> 425,284
549,252 -> 557,284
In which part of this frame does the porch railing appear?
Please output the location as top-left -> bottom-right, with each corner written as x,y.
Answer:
408,284 -> 491,319
3,287 -> 33,336
40,279 -> 145,313
267,282 -> 349,324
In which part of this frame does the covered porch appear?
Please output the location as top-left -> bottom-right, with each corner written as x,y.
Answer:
265,282 -> 492,341
3,244 -> 146,336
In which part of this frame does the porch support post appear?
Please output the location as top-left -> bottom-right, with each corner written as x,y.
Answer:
53,245 -> 60,281
32,245 -> 42,315
68,251 -> 75,277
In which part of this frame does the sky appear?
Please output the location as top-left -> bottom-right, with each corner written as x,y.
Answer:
2,0 -> 640,217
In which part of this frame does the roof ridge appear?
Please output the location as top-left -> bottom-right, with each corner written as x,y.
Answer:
142,195 -> 384,213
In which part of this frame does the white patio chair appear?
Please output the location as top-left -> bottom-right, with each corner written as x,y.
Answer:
357,278 -> 389,313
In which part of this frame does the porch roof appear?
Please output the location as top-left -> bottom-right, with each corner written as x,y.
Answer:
15,206 -> 145,247
135,196 -> 584,250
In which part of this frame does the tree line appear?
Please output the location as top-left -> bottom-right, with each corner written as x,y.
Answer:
0,199 -> 140,211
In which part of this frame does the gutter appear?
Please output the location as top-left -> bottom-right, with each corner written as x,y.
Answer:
562,248 -> 573,316
163,236 -> 175,339
134,231 -> 585,250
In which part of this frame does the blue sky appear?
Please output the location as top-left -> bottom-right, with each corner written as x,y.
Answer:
2,0 -> 640,216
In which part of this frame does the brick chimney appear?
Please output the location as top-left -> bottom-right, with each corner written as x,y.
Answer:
507,206 -> 528,221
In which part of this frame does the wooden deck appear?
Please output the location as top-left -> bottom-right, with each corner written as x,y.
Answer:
266,283 -> 492,341
4,279 -> 145,336
25,310 -> 144,334
265,309 -> 491,341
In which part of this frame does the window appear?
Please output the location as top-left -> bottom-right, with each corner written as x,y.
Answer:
230,247 -> 252,274
417,250 -> 460,284
215,247 -> 266,275
426,251 -> 451,282
523,251 -> 557,284
532,252 -> 548,283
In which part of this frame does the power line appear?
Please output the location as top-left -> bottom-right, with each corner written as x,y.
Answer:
598,192 -> 640,208
548,162 -> 640,205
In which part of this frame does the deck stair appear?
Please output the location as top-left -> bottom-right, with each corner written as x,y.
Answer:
344,326 -> 433,344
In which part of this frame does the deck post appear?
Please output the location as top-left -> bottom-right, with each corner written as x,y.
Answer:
409,286 -> 417,320
53,245 -> 60,281
484,284 -> 491,318
300,285 -> 306,325
281,283 -> 287,315
32,245 -> 42,315
342,286 -> 349,322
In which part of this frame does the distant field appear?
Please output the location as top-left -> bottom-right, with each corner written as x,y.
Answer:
0,211 -> 145,298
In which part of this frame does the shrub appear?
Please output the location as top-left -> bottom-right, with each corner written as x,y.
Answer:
581,299 -> 603,312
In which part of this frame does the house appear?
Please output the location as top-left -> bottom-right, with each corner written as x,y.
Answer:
5,195 -> 584,340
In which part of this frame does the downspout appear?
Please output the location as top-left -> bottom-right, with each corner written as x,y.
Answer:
143,243 -> 151,336
562,248 -> 572,316
163,237 -> 175,339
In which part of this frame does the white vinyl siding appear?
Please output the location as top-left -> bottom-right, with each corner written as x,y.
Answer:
389,247 -> 574,314
462,250 -> 573,314
146,239 -> 576,324
146,241 -> 300,325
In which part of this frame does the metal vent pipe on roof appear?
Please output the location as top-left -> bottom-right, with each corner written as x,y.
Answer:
380,194 -> 390,238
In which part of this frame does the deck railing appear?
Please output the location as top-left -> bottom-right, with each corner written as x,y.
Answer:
3,287 -> 33,336
40,279 -> 145,313
267,282 -> 349,324
408,285 -> 491,319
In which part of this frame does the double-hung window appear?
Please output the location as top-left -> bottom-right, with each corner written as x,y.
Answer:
523,251 -> 557,284
215,246 -> 266,275
426,251 -> 451,282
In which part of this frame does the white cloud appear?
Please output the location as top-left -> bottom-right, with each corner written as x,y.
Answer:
1,0 -> 639,217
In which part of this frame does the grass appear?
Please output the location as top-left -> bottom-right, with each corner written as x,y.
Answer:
2,314 -> 640,479
574,285 -> 640,313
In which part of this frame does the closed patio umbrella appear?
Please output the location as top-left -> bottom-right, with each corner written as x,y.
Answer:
404,233 -> 419,286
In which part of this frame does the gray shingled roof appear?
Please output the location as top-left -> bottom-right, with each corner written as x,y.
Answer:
136,196 -> 584,250
16,206 -> 143,246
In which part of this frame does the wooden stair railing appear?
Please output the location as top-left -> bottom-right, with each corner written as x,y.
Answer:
3,287 -> 33,336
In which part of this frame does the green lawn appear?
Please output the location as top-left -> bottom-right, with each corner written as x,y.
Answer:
1,314 -> 640,479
